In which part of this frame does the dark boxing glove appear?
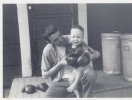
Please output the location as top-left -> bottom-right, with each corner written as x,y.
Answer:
65,51 -> 78,67
21,84 -> 36,94
36,82 -> 49,92
77,52 -> 91,67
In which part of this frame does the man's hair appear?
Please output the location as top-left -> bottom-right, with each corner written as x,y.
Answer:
42,24 -> 59,42
71,25 -> 84,33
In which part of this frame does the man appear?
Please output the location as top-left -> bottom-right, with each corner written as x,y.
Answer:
41,24 -> 100,98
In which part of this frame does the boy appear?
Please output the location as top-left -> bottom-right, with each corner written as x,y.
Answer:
43,25 -> 92,97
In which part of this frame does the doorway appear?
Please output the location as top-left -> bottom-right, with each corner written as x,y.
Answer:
28,4 -> 78,75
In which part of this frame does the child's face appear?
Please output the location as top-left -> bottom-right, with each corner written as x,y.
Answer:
70,28 -> 84,47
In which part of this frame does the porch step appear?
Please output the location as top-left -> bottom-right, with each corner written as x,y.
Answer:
8,71 -> 132,98
93,71 -> 132,97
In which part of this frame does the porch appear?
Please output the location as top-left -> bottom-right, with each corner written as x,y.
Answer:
3,4 -> 132,98
7,71 -> 132,98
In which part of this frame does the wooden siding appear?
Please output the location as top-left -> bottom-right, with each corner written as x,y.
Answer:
3,4 -> 21,87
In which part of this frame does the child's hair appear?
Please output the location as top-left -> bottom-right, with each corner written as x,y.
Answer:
71,25 -> 84,33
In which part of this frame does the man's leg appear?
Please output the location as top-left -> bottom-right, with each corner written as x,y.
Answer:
81,68 -> 97,98
45,79 -> 70,98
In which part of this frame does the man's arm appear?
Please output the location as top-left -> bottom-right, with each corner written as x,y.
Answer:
41,44 -> 56,78
81,42 -> 100,60
41,50 -> 50,78
43,57 -> 67,78
87,46 -> 100,60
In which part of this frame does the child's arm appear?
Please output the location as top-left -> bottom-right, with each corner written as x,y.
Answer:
67,67 -> 84,92
43,57 -> 67,78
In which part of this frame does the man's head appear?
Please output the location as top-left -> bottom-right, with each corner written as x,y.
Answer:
43,24 -> 64,46
70,25 -> 84,47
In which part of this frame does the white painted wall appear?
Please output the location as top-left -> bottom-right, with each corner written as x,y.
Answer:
78,4 -> 88,44
17,4 -> 32,77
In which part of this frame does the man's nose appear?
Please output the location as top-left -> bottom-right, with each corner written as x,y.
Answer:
74,38 -> 78,41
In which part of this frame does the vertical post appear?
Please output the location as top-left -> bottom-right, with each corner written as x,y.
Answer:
78,4 -> 88,44
17,4 -> 32,77
0,3 -> 3,98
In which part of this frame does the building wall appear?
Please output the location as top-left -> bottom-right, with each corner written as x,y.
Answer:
3,4 -> 21,87
87,4 -> 132,70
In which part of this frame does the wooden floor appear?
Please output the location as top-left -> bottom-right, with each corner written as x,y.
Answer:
8,71 -> 132,98
93,71 -> 132,97
3,88 -> 10,98
9,77 -> 52,98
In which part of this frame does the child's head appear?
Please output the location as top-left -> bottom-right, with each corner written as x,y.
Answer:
70,25 -> 84,47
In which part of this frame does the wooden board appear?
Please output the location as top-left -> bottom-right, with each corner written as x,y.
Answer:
9,78 -> 19,98
9,77 -> 52,98
122,87 -> 132,97
94,89 -> 122,97
36,77 -> 46,98
9,71 -> 132,98
93,71 -> 132,93
16,78 -> 24,98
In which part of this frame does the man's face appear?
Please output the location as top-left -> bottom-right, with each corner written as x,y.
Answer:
48,31 -> 64,46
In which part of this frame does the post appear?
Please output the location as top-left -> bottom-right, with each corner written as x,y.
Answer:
0,4 -> 3,98
78,4 -> 88,44
17,4 -> 32,77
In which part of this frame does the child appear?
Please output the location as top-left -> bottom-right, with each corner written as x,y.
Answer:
43,25 -> 91,98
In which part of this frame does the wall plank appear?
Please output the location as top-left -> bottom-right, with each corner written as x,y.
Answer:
3,4 -> 21,87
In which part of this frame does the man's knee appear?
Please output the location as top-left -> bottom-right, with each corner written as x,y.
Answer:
44,81 -> 69,98
44,87 -> 54,98
85,68 -> 97,83
44,92 -> 51,98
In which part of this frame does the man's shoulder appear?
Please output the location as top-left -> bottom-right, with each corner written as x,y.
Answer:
43,44 -> 54,53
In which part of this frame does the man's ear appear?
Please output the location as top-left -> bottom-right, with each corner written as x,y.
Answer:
44,37 -> 50,43
46,40 -> 49,43
63,35 -> 71,43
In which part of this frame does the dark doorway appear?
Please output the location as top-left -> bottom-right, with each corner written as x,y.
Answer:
87,4 -> 132,70
28,4 -> 78,76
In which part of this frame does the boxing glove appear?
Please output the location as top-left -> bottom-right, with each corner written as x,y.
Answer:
65,51 -> 78,67
21,84 -> 36,94
36,82 -> 49,92
77,52 -> 91,67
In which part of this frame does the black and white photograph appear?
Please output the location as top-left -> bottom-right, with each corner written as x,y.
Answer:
2,3 -> 132,98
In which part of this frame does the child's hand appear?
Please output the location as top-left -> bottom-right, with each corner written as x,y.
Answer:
58,57 -> 67,66
67,85 -> 76,93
